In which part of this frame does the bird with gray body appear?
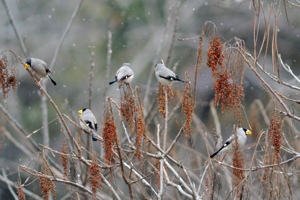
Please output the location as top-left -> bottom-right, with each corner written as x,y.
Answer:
155,63 -> 185,86
78,108 -> 98,141
109,63 -> 134,85
24,58 -> 56,86
210,127 -> 252,158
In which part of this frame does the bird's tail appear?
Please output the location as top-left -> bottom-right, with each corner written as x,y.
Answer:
174,77 -> 186,83
47,75 -> 57,85
210,146 -> 225,158
109,79 -> 117,85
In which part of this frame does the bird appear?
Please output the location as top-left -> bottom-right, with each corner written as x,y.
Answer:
109,63 -> 134,85
24,58 -> 57,86
78,108 -> 98,141
154,63 -> 185,86
210,127 -> 252,158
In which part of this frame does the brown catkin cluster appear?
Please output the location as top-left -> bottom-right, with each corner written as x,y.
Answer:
120,87 -> 136,133
0,54 -> 18,99
60,140 -> 69,180
207,36 -> 245,124
214,72 -> 244,116
157,83 -> 174,118
17,182 -> 26,200
103,102 -> 117,165
232,139 -> 245,198
39,165 -> 56,200
214,71 -> 232,109
89,157 -> 102,199
269,111 -> 282,163
207,37 -> 225,77
181,73 -> 193,139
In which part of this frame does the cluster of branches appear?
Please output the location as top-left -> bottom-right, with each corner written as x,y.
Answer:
1,0 -> 300,199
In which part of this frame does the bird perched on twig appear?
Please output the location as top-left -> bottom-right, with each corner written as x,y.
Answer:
109,63 -> 134,85
24,58 -> 57,86
210,127 -> 252,158
78,108 -> 98,141
154,61 -> 186,86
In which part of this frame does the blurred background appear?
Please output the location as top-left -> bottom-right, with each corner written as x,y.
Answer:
1,0 -> 300,198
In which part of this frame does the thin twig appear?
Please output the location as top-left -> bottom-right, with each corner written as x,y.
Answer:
2,169 -> 18,200
197,162 -> 210,193
163,89 -> 168,151
235,43 -> 296,122
20,165 -> 98,199
0,102 -> 63,173
41,149 -> 56,180
278,54 -> 300,83
0,103 -> 33,149
210,100 -> 222,148
182,166 -> 199,199
40,89 -> 50,150
103,30 -> 112,104
24,64 -> 82,155
165,181 -> 193,199
243,48 -> 300,91
163,125 -> 185,157
143,5 -> 173,111
49,0 -> 83,69
122,160 -> 158,198
88,46 -> 95,109
144,134 -> 182,167
0,174 -> 42,200
115,140 -> 134,199
157,124 -> 164,199
41,0 -> 82,154
1,0 -> 29,58
253,99 -> 270,125
1,128 -> 32,158
212,154 -> 300,171
85,46 -> 95,186
165,1 -> 180,66
164,160 -> 193,194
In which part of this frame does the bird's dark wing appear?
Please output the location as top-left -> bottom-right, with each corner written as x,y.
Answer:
119,74 -> 133,81
84,120 -> 94,130
95,124 -> 98,131
159,75 -> 185,83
